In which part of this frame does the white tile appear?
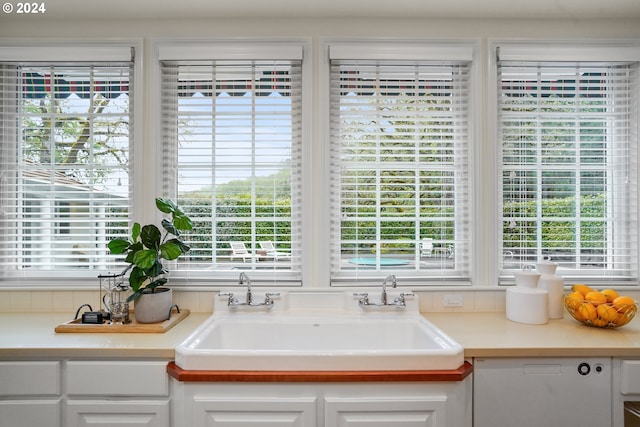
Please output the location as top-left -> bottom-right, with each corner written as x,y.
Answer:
473,291 -> 497,312
10,291 -> 32,312
31,291 -> 54,312
52,291 -> 75,313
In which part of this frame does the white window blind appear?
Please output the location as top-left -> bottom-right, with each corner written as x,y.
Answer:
498,52 -> 639,284
0,52 -> 134,279
161,57 -> 303,283
329,54 -> 472,284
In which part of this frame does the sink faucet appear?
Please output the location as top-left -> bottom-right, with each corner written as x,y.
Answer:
381,274 -> 397,305
218,272 -> 280,309
239,272 -> 252,305
354,274 -> 414,308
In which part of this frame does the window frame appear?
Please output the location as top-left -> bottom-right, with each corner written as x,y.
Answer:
0,39 -> 143,286
491,40 -> 640,286
321,39 -> 480,287
152,39 -> 313,287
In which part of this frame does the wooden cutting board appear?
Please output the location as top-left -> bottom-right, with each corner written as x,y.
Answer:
55,308 -> 190,333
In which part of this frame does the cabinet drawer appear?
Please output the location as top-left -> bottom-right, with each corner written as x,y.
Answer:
66,361 -> 169,397
0,361 -> 61,396
621,360 -> 640,395
0,399 -> 61,427
66,400 -> 169,427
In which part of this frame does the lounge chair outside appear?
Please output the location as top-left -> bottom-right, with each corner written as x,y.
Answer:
259,241 -> 291,260
420,238 -> 433,257
230,241 -> 251,262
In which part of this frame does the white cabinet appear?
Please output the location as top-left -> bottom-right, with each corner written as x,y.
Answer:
66,360 -> 169,396
66,360 -> 170,427
474,357 -> 612,427
325,396 -> 447,426
0,359 -> 170,427
172,379 -> 471,427
0,361 -> 62,427
613,358 -> 640,427
0,400 -> 61,427
66,400 -> 170,427
190,396 -> 317,426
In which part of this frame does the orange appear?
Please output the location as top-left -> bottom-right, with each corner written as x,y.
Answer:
565,292 -> 584,310
576,302 -> 597,322
616,311 -> 632,326
592,317 -> 609,327
572,284 -> 594,297
584,291 -> 608,306
596,304 -> 618,323
601,289 -> 619,303
613,295 -> 636,313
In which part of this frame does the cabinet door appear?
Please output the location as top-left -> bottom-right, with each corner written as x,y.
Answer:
66,400 -> 169,427
0,400 -> 61,427
192,397 -> 317,427
324,396 -> 448,427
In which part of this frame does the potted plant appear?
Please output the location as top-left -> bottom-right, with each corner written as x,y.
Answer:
107,197 -> 193,323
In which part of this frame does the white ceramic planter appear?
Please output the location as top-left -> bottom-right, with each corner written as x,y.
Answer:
134,288 -> 173,323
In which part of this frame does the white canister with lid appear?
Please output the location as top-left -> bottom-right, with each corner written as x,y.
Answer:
536,258 -> 564,319
506,267 -> 548,325
506,286 -> 549,325
513,268 -> 541,288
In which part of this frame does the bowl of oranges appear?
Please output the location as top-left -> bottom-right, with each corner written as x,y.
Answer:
564,285 -> 637,328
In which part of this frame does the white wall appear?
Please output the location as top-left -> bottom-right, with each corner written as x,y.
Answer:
1,17 -> 639,310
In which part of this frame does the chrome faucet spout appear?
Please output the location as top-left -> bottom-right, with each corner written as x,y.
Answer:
381,274 -> 397,305
238,272 -> 252,304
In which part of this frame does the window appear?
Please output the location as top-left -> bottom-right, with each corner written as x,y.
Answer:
159,42 -> 304,283
0,45 -> 134,279
497,43 -> 639,284
328,43 -> 473,285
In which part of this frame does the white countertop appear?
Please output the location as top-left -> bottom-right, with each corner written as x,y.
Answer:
426,312 -> 640,358
1,311 -> 639,359
0,312 -> 210,358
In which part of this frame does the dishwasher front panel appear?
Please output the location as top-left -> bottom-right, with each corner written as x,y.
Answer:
474,357 -> 612,427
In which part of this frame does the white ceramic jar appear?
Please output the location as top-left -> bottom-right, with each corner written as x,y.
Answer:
507,267 -> 549,325
536,259 -> 564,319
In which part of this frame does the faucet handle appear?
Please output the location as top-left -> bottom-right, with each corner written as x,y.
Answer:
392,292 -> 415,306
263,292 -> 280,306
218,292 -> 240,307
353,292 -> 369,302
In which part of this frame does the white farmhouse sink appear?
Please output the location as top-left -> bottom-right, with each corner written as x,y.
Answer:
175,292 -> 464,371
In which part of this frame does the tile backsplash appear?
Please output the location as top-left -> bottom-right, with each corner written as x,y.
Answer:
0,289 -> 508,314
0,290 -> 215,314
1,289 -> 638,314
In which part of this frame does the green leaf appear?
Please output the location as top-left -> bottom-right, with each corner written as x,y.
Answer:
128,266 -> 147,292
146,277 -> 168,291
131,222 -> 141,242
124,242 -> 143,263
161,218 -> 179,236
140,224 -> 161,250
160,241 -> 183,260
126,288 -> 144,302
133,249 -> 158,270
172,238 -> 190,254
146,259 -> 166,278
107,239 -> 130,254
173,213 -> 193,231
156,197 -> 177,214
